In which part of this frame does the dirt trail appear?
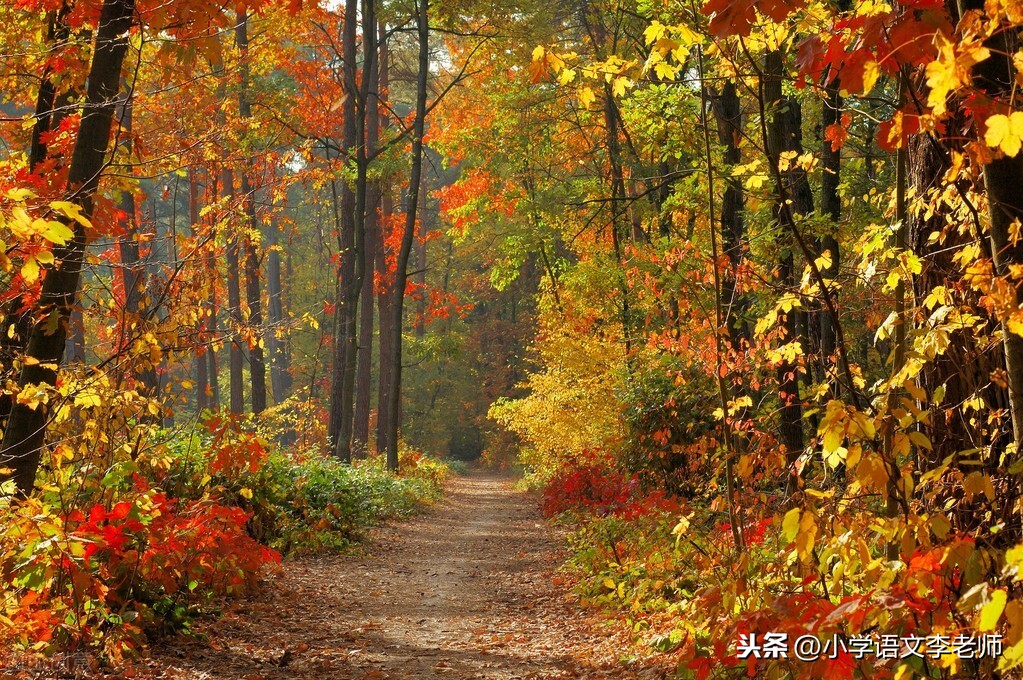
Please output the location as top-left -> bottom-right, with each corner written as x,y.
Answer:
149,473 -> 667,679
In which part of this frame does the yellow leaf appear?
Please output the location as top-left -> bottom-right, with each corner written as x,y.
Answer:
861,59 -> 881,95
782,507 -> 801,542
611,76 -> 631,98
653,62 -> 677,81
795,511 -> 817,560
21,256 -> 39,283
74,390 -> 102,408
930,513 -> 951,539
578,87 -> 596,108
985,112 -> 1023,157
558,68 -> 576,85
50,200 -> 92,228
643,21 -> 665,45
963,472 -> 996,501
926,33 -> 989,116
531,45 -> 545,61
240,487 -> 253,499
672,515 -> 691,536
979,589 -> 1008,632
42,220 -> 74,245
6,188 -> 35,201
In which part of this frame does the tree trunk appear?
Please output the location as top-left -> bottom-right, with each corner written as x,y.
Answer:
328,0 -> 362,461
414,176 -> 428,338
354,21 -> 382,451
0,5 -> 75,434
710,81 -> 748,342
65,307 -> 86,364
383,0 -> 429,472
330,0 -> 378,460
224,167 -> 245,415
375,26 -> 393,454
203,169 -> 222,410
267,213 -> 291,405
114,87 -> 159,402
29,3 -> 74,171
968,9 -> 1023,449
764,49 -> 806,492
241,177 -> 266,414
817,0 -> 850,384
0,0 -> 137,496
236,12 -> 266,415
415,241 -> 427,338
190,168 -> 210,412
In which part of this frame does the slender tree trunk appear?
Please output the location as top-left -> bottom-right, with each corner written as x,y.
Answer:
698,46 -> 744,550
969,10 -> 1023,448
241,176 -> 266,414
0,5 -> 74,434
414,174 -> 428,339
224,167 -> 245,415
207,317 -> 221,409
817,0 -> 851,384
763,49 -> 806,493
0,0 -> 137,496
354,21 -> 382,451
204,166 -> 222,411
236,12 -> 266,415
328,0 -> 362,461
414,241 -> 427,338
985,156 -> 1023,443
115,90 -> 159,401
29,2 -> 74,171
190,168 -> 209,412
375,26 -> 393,454
65,307 -> 86,364
383,0 -> 429,472
710,81 -> 748,342
267,213 -> 291,404
602,89 -> 634,367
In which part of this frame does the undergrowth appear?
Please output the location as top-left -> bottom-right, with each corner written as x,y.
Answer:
0,413 -> 449,664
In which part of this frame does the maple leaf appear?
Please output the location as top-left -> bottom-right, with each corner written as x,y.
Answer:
703,0 -> 756,38
824,123 -> 848,151
703,0 -> 806,38
758,0 -> 803,23
984,112 -> 1023,157
925,32 -> 990,116
878,109 -> 923,152
838,49 -> 880,96
643,21 -> 666,45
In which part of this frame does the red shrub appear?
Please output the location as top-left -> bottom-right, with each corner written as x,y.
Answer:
542,455 -> 679,519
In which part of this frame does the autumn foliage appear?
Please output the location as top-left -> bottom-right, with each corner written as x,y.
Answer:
444,0 -> 1023,677
10,0 -> 1023,675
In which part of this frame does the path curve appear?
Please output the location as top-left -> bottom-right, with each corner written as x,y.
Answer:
149,473 -> 668,679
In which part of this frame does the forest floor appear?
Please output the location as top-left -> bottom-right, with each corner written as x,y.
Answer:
144,473 -> 671,679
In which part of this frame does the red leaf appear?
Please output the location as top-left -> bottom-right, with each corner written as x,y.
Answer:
89,504 -> 106,524
824,122 -> 849,151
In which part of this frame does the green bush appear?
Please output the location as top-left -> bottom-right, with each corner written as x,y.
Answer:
154,425 -> 449,556
241,449 -> 448,554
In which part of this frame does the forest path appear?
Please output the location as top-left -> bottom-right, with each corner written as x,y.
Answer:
149,473 -> 668,679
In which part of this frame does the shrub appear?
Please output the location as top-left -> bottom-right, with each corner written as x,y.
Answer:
0,483 -> 279,661
0,411 -> 448,662
541,452 -> 679,519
